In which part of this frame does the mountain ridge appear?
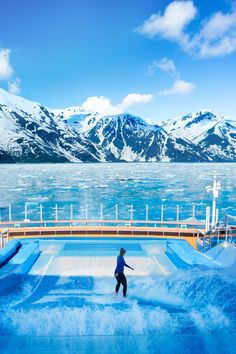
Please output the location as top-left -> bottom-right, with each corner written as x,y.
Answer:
0,88 -> 235,163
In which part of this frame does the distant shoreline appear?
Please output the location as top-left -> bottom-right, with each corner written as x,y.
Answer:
1,161 -> 236,165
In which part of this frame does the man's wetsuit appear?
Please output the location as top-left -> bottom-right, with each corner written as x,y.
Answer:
114,255 -> 132,297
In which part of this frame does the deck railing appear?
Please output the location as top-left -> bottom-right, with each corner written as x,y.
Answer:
197,227 -> 236,252
0,203 -> 206,228
0,218 -> 206,229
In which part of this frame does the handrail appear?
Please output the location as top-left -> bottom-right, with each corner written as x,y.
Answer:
0,228 -> 9,248
4,224 -> 200,242
196,229 -> 206,251
0,218 -> 206,228
197,229 -> 205,237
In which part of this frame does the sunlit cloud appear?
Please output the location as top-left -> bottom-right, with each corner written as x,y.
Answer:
8,78 -> 21,95
136,0 -> 196,43
82,93 -> 153,115
0,48 -> 21,94
147,57 -> 177,76
159,80 -> 195,95
0,48 -> 13,80
137,0 -> 236,58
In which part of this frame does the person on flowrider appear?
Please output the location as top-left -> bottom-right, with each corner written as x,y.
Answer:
114,248 -> 134,298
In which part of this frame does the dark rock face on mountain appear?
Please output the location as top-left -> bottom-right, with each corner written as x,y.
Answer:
85,114 -> 209,162
0,88 -> 235,163
0,89 -> 115,163
0,147 -> 14,163
163,111 -> 236,162
164,136 -> 209,162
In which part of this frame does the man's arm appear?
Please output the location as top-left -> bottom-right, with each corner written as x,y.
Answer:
124,262 -> 134,270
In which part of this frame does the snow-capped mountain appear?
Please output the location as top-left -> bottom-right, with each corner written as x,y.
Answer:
162,111 -> 223,143
52,106 -> 102,133
163,111 -> 236,161
84,113 -> 209,162
0,88 -> 235,163
0,88 -> 113,163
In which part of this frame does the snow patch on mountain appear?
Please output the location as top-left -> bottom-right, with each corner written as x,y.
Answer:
162,111 -> 224,143
51,106 -> 102,133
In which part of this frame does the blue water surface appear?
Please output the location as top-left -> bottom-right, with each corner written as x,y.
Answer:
0,162 -> 235,223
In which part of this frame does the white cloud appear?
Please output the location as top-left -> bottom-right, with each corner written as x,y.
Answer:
82,96 -> 118,115
0,48 -> 21,94
157,57 -> 176,73
148,57 -> 176,76
200,12 -> 236,40
148,58 -> 193,95
82,93 -> 153,115
160,79 -> 195,95
119,93 -> 153,111
8,78 -> 21,94
197,11 -> 236,57
0,48 -> 13,80
137,1 -> 236,58
136,1 -> 197,44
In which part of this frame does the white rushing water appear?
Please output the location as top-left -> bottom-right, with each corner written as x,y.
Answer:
0,239 -> 235,338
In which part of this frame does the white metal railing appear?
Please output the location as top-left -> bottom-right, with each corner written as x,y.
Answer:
0,218 -> 206,229
0,228 -> 9,248
197,229 -> 205,251
197,225 -> 236,253
0,203 -> 207,228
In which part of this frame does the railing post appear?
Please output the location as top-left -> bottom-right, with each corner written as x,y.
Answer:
215,208 -> 219,225
40,204 -> 43,223
0,231 -> 2,248
8,204 -> 12,223
197,229 -> 199,249
176,205 -> 179,222
161,205 -> 164,223
205,206 -> 210,232
55,204 -> 58,222
192,204 -> 195,220
85,204 -> 88,226
24,203 -> 28,221
115,204 -> 118,226
146,204 -> 148,225
130,204 -> 133,225
70,204 -> 73,220
70,204 -> 73,226
100,204 -> 103,226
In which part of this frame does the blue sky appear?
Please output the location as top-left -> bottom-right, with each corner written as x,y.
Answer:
0,0 -> 236,122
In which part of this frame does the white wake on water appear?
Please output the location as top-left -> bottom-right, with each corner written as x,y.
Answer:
0,268 -> 235,336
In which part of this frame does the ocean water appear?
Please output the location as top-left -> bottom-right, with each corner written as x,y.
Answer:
0,162 -> 236,223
